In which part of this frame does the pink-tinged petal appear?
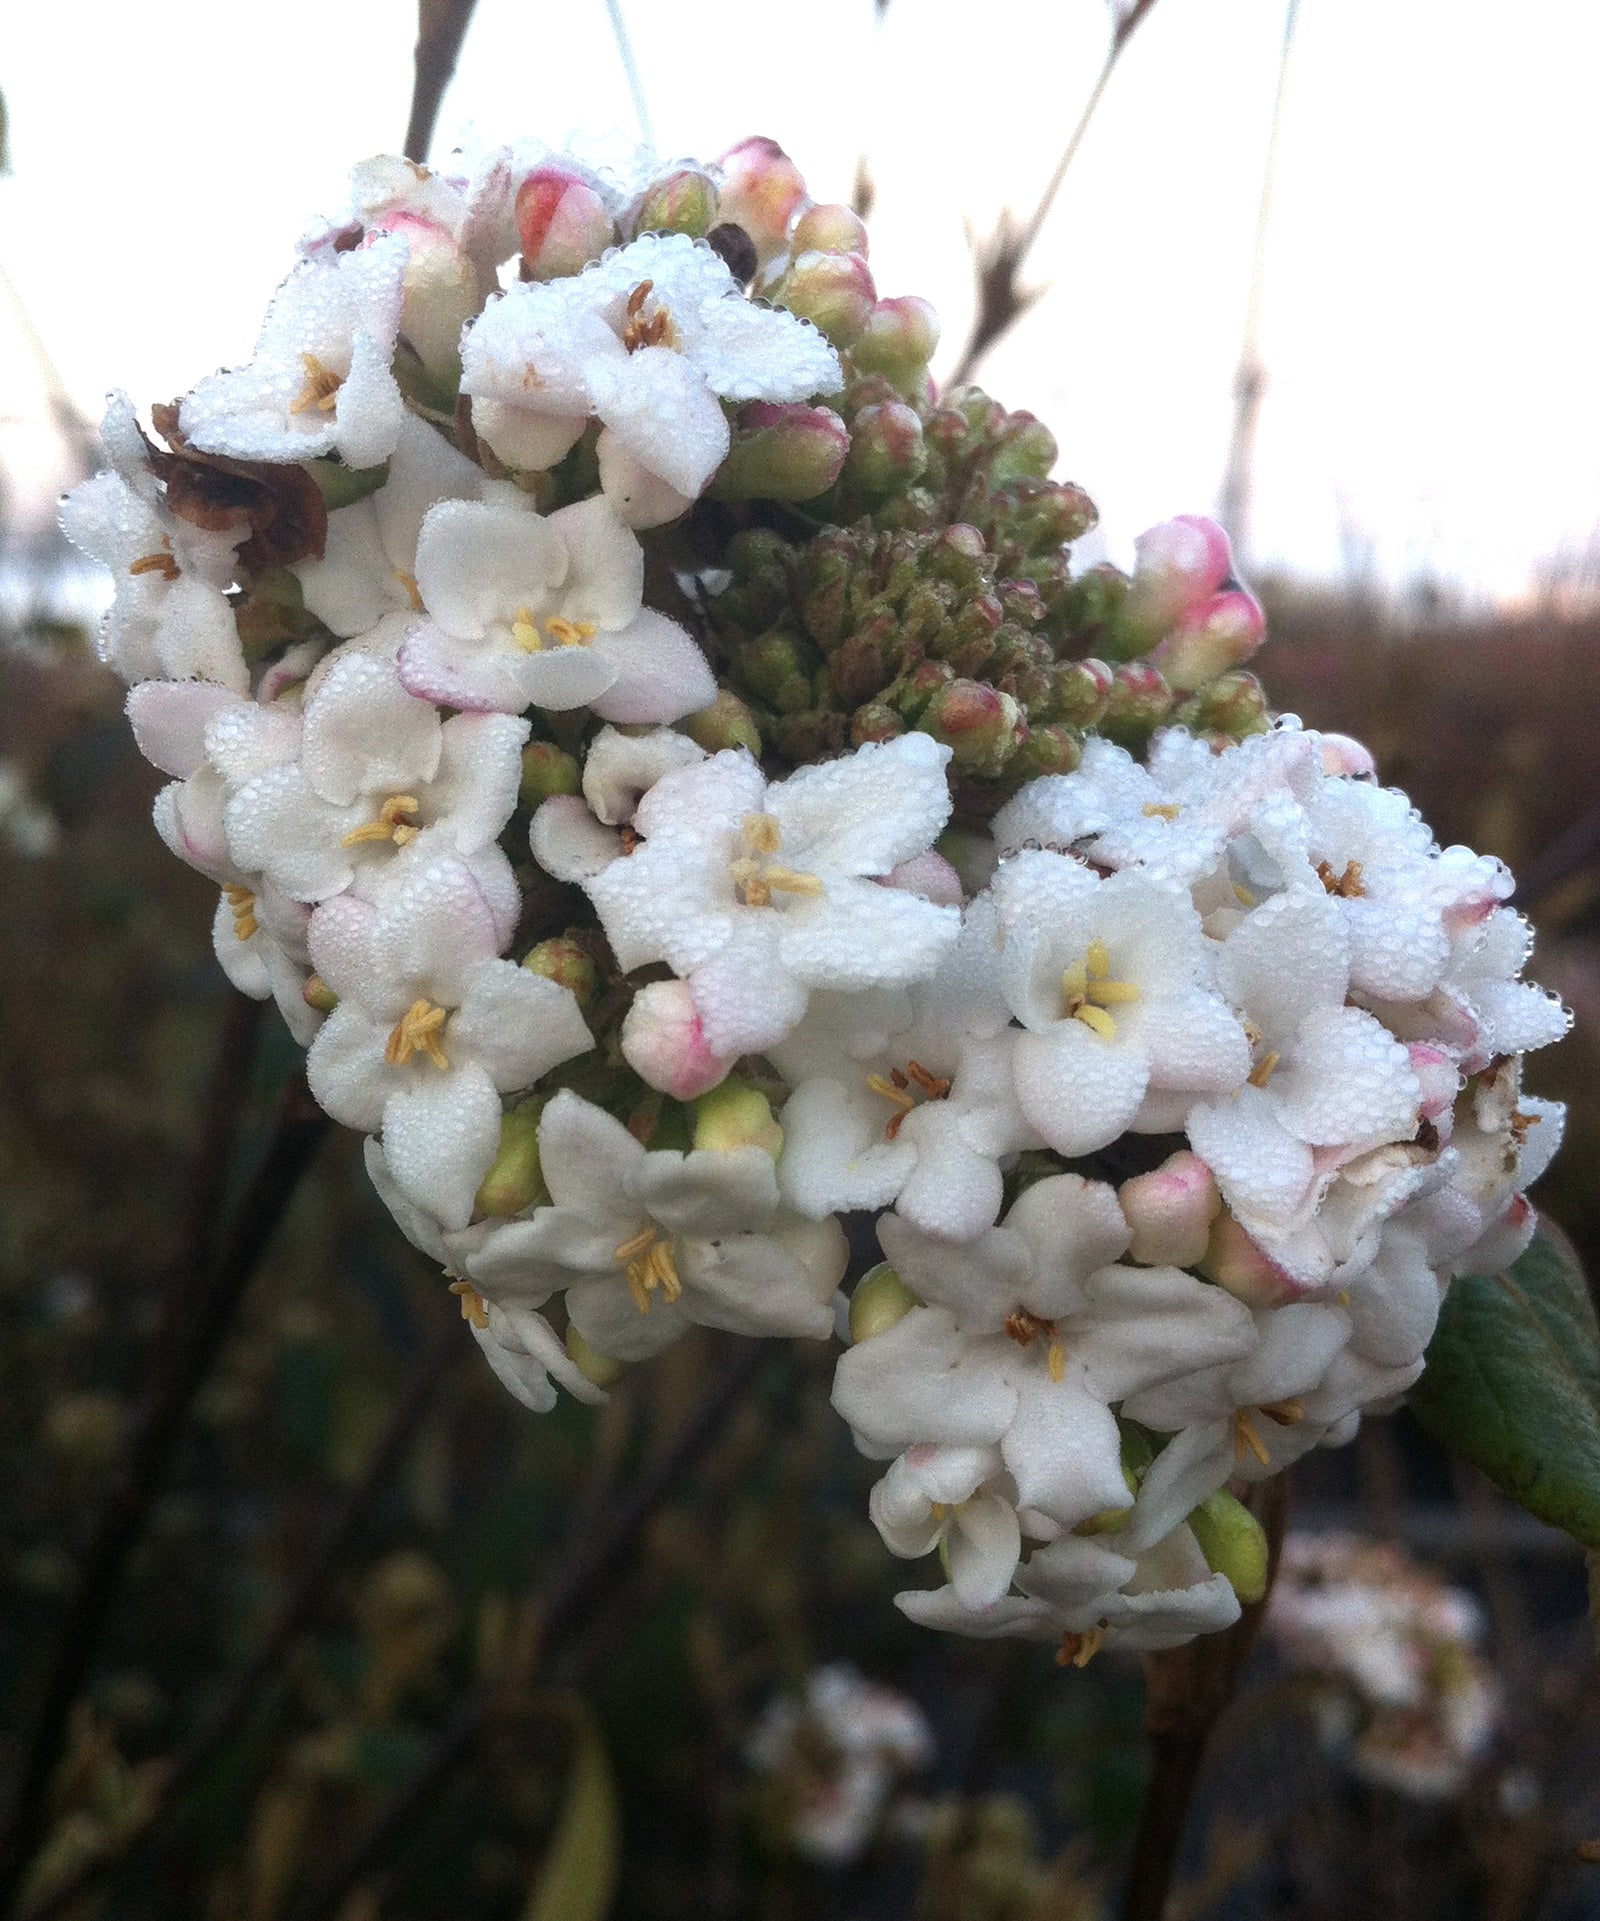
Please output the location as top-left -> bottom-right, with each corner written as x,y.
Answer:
204,701 -> 303,786
414,498 -> 567,639
529,795 -> 623,882
1013,1021 -> 1149,1159
689,923 -> 808,1057
372,853 -> 502,1003
153,771 -> 232,880
382,1060 -> 503,1231
545,495 -> 644,628
127,681 -> 241,778
452,957 -> 592,1091
397,621 -> 540,714
306,1001 -> 395,1133
621,979 -> 734,1099
586,609 -> 716,724
587,345 -> 730,498
301,652 -> 442,804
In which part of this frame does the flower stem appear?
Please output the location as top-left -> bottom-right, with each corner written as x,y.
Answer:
403,0 -> 482,164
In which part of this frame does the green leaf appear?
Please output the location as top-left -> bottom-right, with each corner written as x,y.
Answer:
523,1697 -> 618,1921
304,456 -> 390,510
1410,1224 -> 1600,1547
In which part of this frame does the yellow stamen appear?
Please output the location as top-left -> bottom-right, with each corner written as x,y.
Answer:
1317,859 -> 1366,899
448,1279 -> 490,1330
1260,1396 -> 1305,1427
866,1072 -> 917,1114
616,1223 -> 681,1314
614,1225 -> 658,1263
1056,1626 -> 1105,1668
1086,938 -> 1111,979
731,814 -> 821,906
764,864 -> 825,897
621,279 -> 677,352
290,352 -> 344,415
130,545 -> 180,581
222,884 -> 257,941
1086,978 -> 1140,1006
1233,882 -> 1257,908
1074,1003 -> 1118,1041
510,605 -> 544,652
544,615 -> 597,648
342,793 -> 423,849
392,569 -> 424,612
1047,1339 -> 1066,1384
742,813 -> 782,854
384,998 -> 450,1070
1247,1050 -> 1281,1088
1142,802 -> 1181,821
1232,1408 -> 1271,1467
929,1501 -> 948,1522
1335,1289 -> 1352,1309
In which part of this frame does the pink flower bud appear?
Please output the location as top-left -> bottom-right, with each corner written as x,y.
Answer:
1317,733 -> 1377,779
1119,1150 -> 1221,1268
920,681 -> 1026,777
710,402 -> 849,502
1145,588 -> 1266,694
515,164 -> 615,280
373,215 -> 482,379
1123,515 -> 1234,644
771,249 -> 877,346
885,851 -> 965,908
1199,1211 -> 1303,1308
790,202 -> 870,258
715,136 -> 807,265
621,980 -> 733,1100
850,296 -> 941,395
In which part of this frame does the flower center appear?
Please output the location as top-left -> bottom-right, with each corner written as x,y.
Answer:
1055,1626 -> 1106,1668
289,352 -> 345,416
129,539 -> 179,582
1004,1308 -> 1066,1383
1142,801 -> 1181,820
621,279 -> 678,353
510,607 -> 598,653
729,812 -> 823,909
384,998 -> 451,1070
448,1279 -> 490,1329
1247,1050 -> 1281,1088
613,1223 -> 682,1315
342,794 -> 423,849
1061,936 -> 1140,1041
222,885 -> 258,941
866,1060 -> 951,1140
1317,859 -> 1365,898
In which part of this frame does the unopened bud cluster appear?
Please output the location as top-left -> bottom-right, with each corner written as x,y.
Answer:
63,134 -> 1567,1663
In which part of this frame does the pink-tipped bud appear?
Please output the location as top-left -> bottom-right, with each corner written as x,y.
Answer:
1119,1150 -> 1220,1268
515,164 -> 615,280
920,680 -> 1026,777
715,136 -> 808,265
885,851 -> 965,908
850,296 -> 941,396
1145,588 -> 1266,694
1123,515 -> 1234,645
1199,1211 -> 1302,1308
1409,1044 -> 1461,1126
790,202 -> 870,258
771,249 -> 877,346
627,166 -> 720,241
710,402 -> 849,502
1318,732 -> 1377,779
841,399 -> 926,500
621,979 -> 733,1100
379,216 -> 482,380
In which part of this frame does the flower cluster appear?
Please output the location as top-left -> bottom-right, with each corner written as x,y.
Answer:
1266,1533 -> 1499,1797
62,134 -> 1568,1659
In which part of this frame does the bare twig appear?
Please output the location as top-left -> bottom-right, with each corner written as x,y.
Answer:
604,0 -> 655,152
949,0 -> 1160,387
285,1338 -> 768,1921
0,1072 -> 330,1916
403,0 -> 482,165
1120,1473 -> 1290,1921
19,1328 -> 461,1921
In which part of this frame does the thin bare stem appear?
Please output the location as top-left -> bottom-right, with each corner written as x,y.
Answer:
403,0 -> 482,164
604,0 -> 655,152
285,1338 -> 768,1921
0,1072 -> 329,1917
949,0 -> 1160,387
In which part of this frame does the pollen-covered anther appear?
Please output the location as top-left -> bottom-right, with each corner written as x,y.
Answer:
1509,1109 -> 1539,1145
1247,1049 -> 1281,1088
1317,859 -> 1366,898
1005,1308 -> 1065,1380
1142,802 -> 1181,820
621,278 -> 677,352
384,998 -> 450,1070
222,884 -> 258,941
392,568 -> 424,612
129,541 -> 180,581
342,793 -> 423,848
510,607 -> 598,653
290,352 -> 344,415
1061,936 -> 1139,1039
448,1278 -> 490,1329
1232,1407 -> 1271,1467
615,1223 -> 682,1314
1259,1396 -> 1305,1426
1055,1625 -> 1105,1668
729,812 -> 823,907
867,1059 -> 952,1139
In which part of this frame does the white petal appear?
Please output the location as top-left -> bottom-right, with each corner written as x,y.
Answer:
771,734 -> 955,878
545,495 -> 645,628
1013,1021 -> 1150,1158
414,497 -> 567,639
587,345 -> 730,498
530,795 -> 623,882
127,681 -> 242,778
301,652 -> 442,805
452,957 -> 592,1091
586,610 -> 717,725
382,1059 -> 504,1232
949,1495 -> 1023,1611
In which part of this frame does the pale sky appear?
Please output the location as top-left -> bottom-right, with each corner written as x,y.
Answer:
4,0 -> 1599,601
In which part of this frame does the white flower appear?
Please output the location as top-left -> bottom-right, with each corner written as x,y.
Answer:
463,1090 -> 847,1360
395,491 -> 715,721
461,231 -> 842,525
292,413 -> 483,637
306,854 -> 593,1228
868,1444 -> 1024,1611
222,650 -> 528,904
992,851 -> 1250,1155
571,735 -> 960,1058
179,236 -> 410,470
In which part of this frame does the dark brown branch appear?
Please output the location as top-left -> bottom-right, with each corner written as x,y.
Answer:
0,1072 -> 329,1916
19,1327 -> 461,1921
1120,1472 -> 1290,1921
949,0 -> 1160,388
285,1338 -> 769,1921
403,0 -> 482,164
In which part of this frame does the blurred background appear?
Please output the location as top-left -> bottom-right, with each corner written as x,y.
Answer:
3,3 -> 1600,1916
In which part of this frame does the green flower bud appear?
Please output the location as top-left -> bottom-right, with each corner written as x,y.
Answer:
790,202 -> 870,258
692,1075 -> 783,1159
735,629 -> 813,713
849,296 -> 941,396
567,1324 -> 626,1389
474,1100 -> 548,1218
1187,1489 -> 1269,1606
302,972 -> 338,1013
850,701 -> 907,746
849,1264 -> 919,1343
519,739 -> 581,809
628,166 -> 720,240
1009,721 -> 1082,781
522,937 -> 598,1006
710,403 -> 850,502
683,689 -> 762,756
1176,670 -> 1271,739
920,680 -> 1026,777
1045,657 -> 1114,728
1099,662 -> 1174,750
986,413 -> 1058,485
770,249 -> 877,346
841,400 -> 927,502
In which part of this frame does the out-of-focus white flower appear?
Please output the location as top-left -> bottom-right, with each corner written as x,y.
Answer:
464,1089 -> 846,1359
180,237 -> 410,470
574,735 -> 960,1058
462,232 -> 841,525
396,491 -> 715,720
